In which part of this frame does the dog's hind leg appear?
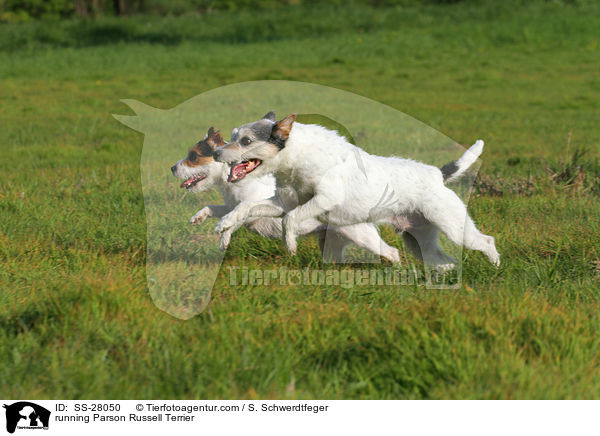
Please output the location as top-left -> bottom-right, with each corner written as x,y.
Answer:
461,217 -> 499,266
402,225 -> 456,271
282,194 -> 400,262
318,228 -> 348,263
421,188 -> 500,266
248,216 -> 349,261
401,231 -> 423,261
298,218 -> 348,262
326,223 -> 400,263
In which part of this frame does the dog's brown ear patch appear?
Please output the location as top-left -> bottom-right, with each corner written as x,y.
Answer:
183,143 -> 214,166
273,114 -> 296,140
206,127 -> 225,148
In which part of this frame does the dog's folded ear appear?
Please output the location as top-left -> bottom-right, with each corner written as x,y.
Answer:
206,126 -> 225,148
262,111 -> 276,122
272,114 -> 296,140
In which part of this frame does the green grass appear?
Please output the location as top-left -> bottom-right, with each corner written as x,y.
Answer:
1,1 -> 599,399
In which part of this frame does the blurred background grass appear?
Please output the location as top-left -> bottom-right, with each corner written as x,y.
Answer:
3,0 -> 594,22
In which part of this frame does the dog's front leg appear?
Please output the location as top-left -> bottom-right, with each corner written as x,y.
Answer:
283,195 -> 334,255
215,197 -> 284,234
215,197 -> 285,250
190,204 -> 229,225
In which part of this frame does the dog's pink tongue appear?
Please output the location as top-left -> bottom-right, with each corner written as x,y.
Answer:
180,177 -> 194,188
228,163 -> 247,182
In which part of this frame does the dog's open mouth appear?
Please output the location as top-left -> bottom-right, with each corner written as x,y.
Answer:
228,159 -> 262,183
180,173 -> 207,189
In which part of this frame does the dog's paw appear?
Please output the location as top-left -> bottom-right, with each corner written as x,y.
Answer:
284,233 -> 298,255
435,263 -> 456,273
490,255 -> 501,268
385,247 -> 401,264
215,214 -> 238,234
282,215 -> 298,255
214,222 -> 225,234
190,207 -> 211,226
219,230 -> 232,251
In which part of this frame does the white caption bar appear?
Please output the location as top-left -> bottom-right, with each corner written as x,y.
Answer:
0,400 -> 597,435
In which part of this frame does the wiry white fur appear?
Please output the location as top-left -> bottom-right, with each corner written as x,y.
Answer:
215,121 -> 500,269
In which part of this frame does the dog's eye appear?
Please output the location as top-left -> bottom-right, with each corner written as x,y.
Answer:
240,137 -> 252,146
188,151 -> 199,161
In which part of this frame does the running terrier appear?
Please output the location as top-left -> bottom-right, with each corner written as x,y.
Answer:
213,112 -> 499,270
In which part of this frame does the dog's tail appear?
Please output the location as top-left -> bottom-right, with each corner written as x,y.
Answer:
440,140 -> 484,184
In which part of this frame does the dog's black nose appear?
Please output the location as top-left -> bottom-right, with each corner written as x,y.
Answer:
170,164 -> 177,174
213,149 -> 222,161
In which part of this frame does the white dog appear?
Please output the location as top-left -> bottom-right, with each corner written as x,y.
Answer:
213,112 -> 499,269
171,126 -> 400,262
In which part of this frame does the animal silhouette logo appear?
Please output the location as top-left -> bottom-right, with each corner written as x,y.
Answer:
3,402 -> 50,434
113,81 -> 478,318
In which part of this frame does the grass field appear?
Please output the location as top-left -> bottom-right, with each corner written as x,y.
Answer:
1,1 -> 599,399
